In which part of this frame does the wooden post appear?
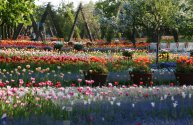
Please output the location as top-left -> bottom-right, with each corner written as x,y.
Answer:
30,15 -> 44,41
80,5 -> 93,42
48,4 -> 63,38
156,29 -> 160,64
68,4 -> 81,42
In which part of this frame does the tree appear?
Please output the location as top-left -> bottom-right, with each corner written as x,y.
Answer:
120,0 -> 145,47
141,0 -> 177,42
95,0 -> 123,43
0,0 -> 35,26
140,0 -> 178,63
0,0 -> 35,39
175,0 -> 193,39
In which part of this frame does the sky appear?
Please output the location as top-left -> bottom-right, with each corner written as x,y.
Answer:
35,0 -> 99,8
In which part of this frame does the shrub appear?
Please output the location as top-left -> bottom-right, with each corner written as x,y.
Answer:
74,44 -> 84,51
122,49 -> 134,59
88,62 -> 109,74
43,46 -> 53,51
190,50 -> 193,57
54,42 -> 63,50
26,45 -> 37,49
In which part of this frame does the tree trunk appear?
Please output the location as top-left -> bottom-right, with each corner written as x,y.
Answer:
2,25 -> 7,40
131,27 -> 136,48
106,29 -> 114,43
173,28 -> 179,43
100,26 -> 106,39
155,29 -> 160,64
147,28 -> 160,43
7,25 -> 11,39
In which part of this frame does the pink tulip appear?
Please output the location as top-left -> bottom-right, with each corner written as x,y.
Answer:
78,78 -> 82,83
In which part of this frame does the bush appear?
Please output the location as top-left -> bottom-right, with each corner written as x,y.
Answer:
190,50 -> 193,57
122,49 -> 134,59
73,44 -> 84,51
54,42 -> 63,50
26,45 -> 37,49
88,62 -> 109,74
43,46 -> 53,51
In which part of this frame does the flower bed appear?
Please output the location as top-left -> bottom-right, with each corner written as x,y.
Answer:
0,45 -> 192,124
0,48 -> 188,86
0,40 -> 54,49
0,48 -> 130,73
1,86 -> 193,124
0,40 -> 150,51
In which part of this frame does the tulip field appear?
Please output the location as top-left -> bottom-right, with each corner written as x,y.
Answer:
2,0 -> 193,124
0,40 -> 193,125
2,86 -> 193,125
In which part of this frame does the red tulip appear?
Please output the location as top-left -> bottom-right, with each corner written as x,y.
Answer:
150,81 -> 153,85
170,83 -> 174,86
71,83 -> 76,87
114,81 -> 119,86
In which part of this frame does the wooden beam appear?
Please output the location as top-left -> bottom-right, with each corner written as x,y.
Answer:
80,6 -> 93,42
30,15 -> 44,41
68,3 -> 93,42
68,3 -> 82,42
48,6 -> 63,38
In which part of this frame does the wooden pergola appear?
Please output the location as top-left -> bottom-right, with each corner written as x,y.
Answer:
68,3 -> 93,42
13,3 -> 62,41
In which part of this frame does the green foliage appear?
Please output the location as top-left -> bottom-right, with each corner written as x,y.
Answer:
73,44 -> 84,51
0,0 -> 35,26
43,46 -> 53,51
95,0 -> 123,41
122,51 -> 134,59
56,2 -> 80,40
54,42 -> 63,50
88,62 -> 109,74
107,59 -> 132,72
190,50 -> 193,57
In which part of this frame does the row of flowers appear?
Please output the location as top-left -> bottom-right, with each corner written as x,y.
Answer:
0,40 -> 54,48
1,85 -> 193,124
0,48 -> 130,73
0,48 -> 192,85
0,40 -> 150,50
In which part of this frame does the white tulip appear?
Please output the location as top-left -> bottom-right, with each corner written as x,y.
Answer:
164,95 -> 167,99
189,94 -> 192,99
116,102 -> 121,107
171,96 -> 174,101
173,101 -> 178,108
151,102 -> 155,108
132,103 -> 135,108
182,92 -> 186,98
110,101 -> 114,105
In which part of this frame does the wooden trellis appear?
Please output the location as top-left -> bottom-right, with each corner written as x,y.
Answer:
13,3 -> 62,41
68,3 -> 93,42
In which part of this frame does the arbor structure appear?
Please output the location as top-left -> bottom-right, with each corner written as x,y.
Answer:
13,3 -> 62,41
68,3 -> 93,42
